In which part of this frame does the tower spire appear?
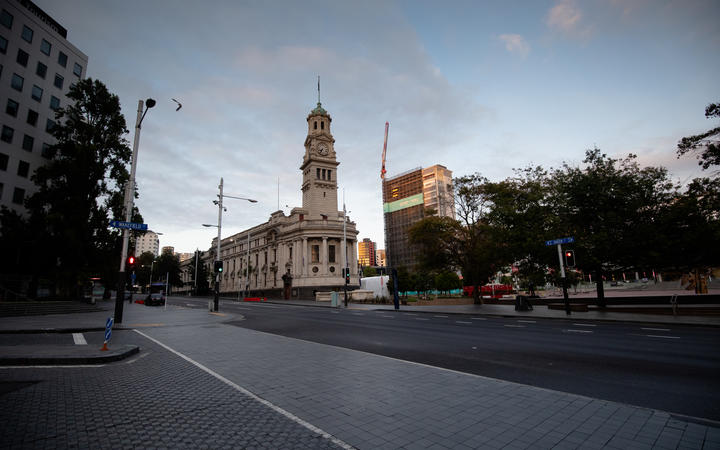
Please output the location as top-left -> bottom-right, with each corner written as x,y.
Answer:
317,75 -> 321,104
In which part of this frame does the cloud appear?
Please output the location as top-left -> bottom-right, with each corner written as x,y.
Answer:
498,34 -> 530,58
546,0 -> 592,38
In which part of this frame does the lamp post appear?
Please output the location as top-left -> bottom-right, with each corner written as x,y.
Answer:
115,98 -> 155,324
343,202 -> 351,307
203,177 -> 256,312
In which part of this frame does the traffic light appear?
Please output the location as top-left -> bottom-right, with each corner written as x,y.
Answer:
214,260 -> 224,273
564,250 -> 575,268
127,255 -> 135,268
344,267 -> 350,284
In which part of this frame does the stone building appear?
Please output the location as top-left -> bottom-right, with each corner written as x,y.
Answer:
180,99 -> 359,299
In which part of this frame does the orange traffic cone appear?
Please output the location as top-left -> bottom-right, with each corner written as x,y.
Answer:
100,341 -> 109,351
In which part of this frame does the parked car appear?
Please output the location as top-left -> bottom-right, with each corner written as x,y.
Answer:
145,292 -> 165,306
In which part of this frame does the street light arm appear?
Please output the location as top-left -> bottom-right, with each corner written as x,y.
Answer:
222,194 -> 257,202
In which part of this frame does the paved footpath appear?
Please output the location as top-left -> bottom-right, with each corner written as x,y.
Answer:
1,301 -> 719,449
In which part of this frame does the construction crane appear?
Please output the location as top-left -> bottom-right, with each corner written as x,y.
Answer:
380,122 -> 389,179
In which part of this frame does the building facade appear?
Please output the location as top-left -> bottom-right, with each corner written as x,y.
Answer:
0,0 -> 87,212
375,249 -> 386,267
134,230 -> 161,257
357,238 -> 376,267
179,100 -> 359,299
382,164 -> 454,271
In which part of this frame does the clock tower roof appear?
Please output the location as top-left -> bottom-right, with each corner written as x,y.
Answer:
308,102 -> 330,119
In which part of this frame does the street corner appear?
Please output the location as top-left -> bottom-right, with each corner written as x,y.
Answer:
0,343 -> 140,366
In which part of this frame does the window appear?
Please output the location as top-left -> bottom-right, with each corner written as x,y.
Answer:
41,143 -> 52,159
36,61 -> 47,78
322,169 -> 326,179
0,9 -> 12,29
11,73 -> 23,91
321,121 -> 324,130
314,121 -> 317,130
1,125 -> 14,143
316,168 -> 320,178
6,99 -> 18,116
17,160 -> 29,178
57,51 -> 67,67
49,96 -> 60,110
53,74 -> 63,89
311,245 -> 319,263
45,118 -> 55,132
12,187 -> 24,205
26,109 -> 38,126
0,35 -> 7,54
21,25 -> 32,43
328,170 -> 332,180
40,39 -> 50,56
329,245 -> 336,263
73,62 -> 82,77
31,85 -> 42,102
0,152 -> 8,170
16,48 -> 28,66
22,134 -> 33,151
289,246 -> 293,259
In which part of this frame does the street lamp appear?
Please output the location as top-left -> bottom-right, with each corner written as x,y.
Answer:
115,98 -> 155,324
205,177 -> 256,312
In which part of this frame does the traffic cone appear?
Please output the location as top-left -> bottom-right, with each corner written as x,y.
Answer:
100,341 -> 109,351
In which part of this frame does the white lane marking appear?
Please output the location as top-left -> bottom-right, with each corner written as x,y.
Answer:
330,311 -> 340,314
456,321 -> 472,324
379,315 -> 394,318
433,315 -> 449,318
517,320 -> 536,323
470,317 -> 486,320
133,330 -> 353,450
642,327 -> 670,332
645,335 -> 680,339
564,329 -> 593,334
415,318 -> 429,321
504,325 -> 526,328
573,323 -> 596,327
403,313 -> 418,316
351,313 -> 365,316
72,333 -> 87,345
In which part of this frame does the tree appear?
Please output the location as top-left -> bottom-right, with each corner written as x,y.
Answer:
186,251 -> 211,295
19,78 -> 136,299
362,266 -> 378,277
154,250 -> 182,291
434,271 -> 461,295
677,102 -> 720,171
548,148 -> 674,305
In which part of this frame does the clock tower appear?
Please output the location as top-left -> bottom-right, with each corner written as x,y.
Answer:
301,101 -> 339,219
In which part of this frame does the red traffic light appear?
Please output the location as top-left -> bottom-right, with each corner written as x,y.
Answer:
127,256 -> 135,265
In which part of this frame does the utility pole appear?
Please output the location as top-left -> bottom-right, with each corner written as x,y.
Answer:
213,178 -> 224,312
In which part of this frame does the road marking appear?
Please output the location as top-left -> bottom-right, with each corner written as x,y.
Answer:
470,317 -> 486,320
573,323 -> 596,327
456,321 -> 472,324
351,313 -> 365,316
564,329 -> 593,334
433,315 -> 449,318
504,324 -> 526,328
185,303 -> 196,307
517,320 -> 536,323
403,313 -> 418,316
642,327 -> 670,332
415,318 -> 429,321
133,330 -> 353,450
330,311 -> 340,314
645,335 -> 680,339
379,315 -> 394,318
209,312 -> 227,317
72,333 -> 87,345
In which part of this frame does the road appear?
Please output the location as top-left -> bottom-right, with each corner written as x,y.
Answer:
173,296 -> 720,421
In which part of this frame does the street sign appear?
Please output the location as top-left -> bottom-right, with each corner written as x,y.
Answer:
545,237 -> 574,246
104,317 -> 114,342
110,220 -> 148,231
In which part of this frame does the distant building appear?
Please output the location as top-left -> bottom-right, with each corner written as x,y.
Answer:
382,164 -> 454,270
178,97 -> 359,299
134,230 -> 161,257
176,252 -> 193,262
0,0 -> 88,213
375,249 -> 386,267
161,246 -> 174,255
358,238 -> 376,267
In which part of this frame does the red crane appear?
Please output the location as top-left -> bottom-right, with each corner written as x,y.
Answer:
380,122 -> 389,179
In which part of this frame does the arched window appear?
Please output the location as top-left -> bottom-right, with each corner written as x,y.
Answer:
320,121 -> 324,130
314,121 -> 317,130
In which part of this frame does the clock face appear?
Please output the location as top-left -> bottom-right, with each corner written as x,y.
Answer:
317,144 -> 329,156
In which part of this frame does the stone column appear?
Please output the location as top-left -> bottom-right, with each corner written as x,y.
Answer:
350,240 -> 358,275
302,237 -> 308,277
322,237 -> 328,275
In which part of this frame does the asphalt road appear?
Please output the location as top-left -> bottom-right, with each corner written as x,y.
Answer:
173,297 -> 720,422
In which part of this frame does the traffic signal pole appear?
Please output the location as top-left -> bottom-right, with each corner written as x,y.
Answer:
557,244 -> 571,315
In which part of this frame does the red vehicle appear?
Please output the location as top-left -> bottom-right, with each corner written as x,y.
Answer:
463,284 -> 514,299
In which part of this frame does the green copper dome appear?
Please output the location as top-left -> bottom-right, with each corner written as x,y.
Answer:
310,102 -> 328,116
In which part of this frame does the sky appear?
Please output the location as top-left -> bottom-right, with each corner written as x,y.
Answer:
36,0 -> 720,253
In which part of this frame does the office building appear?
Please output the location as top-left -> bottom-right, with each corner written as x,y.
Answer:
134,230 -> 161,257
0,0 -> 87,213
375,249 -> 386,267
358,238 -> 376,267
382,164 -> 454,270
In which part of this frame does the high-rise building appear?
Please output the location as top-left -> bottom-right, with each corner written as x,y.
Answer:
357,238 -> 376,267
375,249 -> 386,267
0,0 -> 87,213
134,230 -> 161,257
161,246 -> 174,255
382,164 -> 454,270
